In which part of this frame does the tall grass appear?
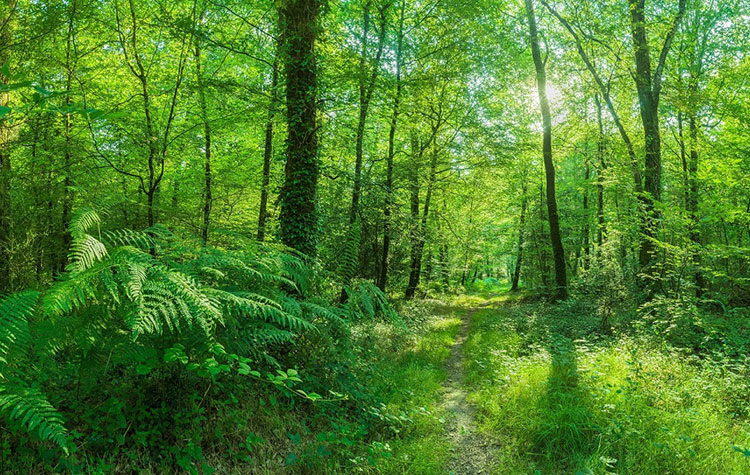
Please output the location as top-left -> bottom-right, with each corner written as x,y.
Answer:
464,301 -> 750,474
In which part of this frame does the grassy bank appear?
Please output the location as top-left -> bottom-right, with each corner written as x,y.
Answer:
463,295 -> 750,474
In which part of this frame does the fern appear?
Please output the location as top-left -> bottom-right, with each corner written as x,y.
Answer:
339,217 -> 361,285
0,383 -> 69,453
0,205 -> 400,459
0,291 -> 37,366
69,234 -> 109,272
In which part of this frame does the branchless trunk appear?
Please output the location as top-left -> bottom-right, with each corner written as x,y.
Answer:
278,0 -> 322,258
377,0 -> 405,292
59,0 -> 77,272
0,1 -> 14,291
538,178 -> 549,287
594,95 -> 607,250
525,0 -> 567,300
678,111 -> 689,208
582,145 -> 590,270
511,177 -> 527,291
348,1 -> 389,225
688,113 -> 703,295
257,49 -> 279,243
194,22 -> 212,244
405,136 -> 421,300
405,127 -> 441,300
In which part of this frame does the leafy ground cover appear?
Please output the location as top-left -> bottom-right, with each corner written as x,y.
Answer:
463,293 -> 750,474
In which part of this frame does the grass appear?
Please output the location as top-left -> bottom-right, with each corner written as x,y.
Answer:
371,307 -> 461,474
463,295 -> 750,474
195,301 -> 463,474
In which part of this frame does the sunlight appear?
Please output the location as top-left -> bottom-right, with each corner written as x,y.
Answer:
530,82 -> 563,109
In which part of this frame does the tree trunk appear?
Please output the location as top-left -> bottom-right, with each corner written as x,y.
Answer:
440,242 -> 449,292
628,0 -> 686,276
405,137 -> 422,300
257,51 -> 279,243
195,30 -> 212,244
278,0 -> 322,258
688,114 -> 703,295
377,0 -> 405,292
525,0 -> 567,300
347,1 -> 388,225
0,3 -> 14,291
406,148 -> 438,299
511,178 -> 527,291
594,95 -> 607,250
582,146 -> 590,270
59,0 -> 77,272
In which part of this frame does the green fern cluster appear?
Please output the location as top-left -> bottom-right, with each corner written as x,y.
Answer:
0,206 -> 399,460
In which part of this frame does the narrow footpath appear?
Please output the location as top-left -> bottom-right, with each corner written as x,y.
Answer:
443,305 -> 497,474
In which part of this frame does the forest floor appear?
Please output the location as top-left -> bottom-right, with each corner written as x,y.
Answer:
430,291 -> 750,474
194,290 -> 750,474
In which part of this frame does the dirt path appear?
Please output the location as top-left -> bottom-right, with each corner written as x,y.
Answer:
444,307 -> 497,474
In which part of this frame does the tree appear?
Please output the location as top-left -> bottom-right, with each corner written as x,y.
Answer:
278,0 -> 322,257
525,0 -> 567,300
0,0 -> 14,291
377,0 -> 405,292
627,0 -> 686,274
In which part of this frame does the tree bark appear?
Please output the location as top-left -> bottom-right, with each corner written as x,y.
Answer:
525,0 -> 567,300
582,145 -> 590,270
377,0 -> 405,292
194,25 -> 212,244
511,178 -> 527,291
257,50 -> 279,243
594,95 -> 607,250
347,1 -> 389,224
688,114 -> 703,295
628,0 -> 686,274
0,1 -> 14,291
278,0 -> 322,258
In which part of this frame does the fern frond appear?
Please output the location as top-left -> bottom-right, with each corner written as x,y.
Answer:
103,229 -> 155,250
0,383 -> 68,453
69,206 -> 104,238
68,234 -> 109,272
0,291 -> 38,365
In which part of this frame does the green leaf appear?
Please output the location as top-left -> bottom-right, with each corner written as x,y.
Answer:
136,364 -> 152,375
284,453 -> 298,466
0,105 -> 10,118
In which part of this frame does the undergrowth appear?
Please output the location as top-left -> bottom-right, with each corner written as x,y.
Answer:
464,295 -> 750,474
0,208 -> 457,473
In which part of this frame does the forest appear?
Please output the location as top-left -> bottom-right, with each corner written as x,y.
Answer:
0,0 -> 749,472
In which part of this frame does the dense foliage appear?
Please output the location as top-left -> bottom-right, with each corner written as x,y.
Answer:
0,0 -> 748,472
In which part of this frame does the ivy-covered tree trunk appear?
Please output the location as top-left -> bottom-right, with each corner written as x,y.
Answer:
278,0 -> 321,258
525,0 -> 567,301
0,2 -> 13,291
